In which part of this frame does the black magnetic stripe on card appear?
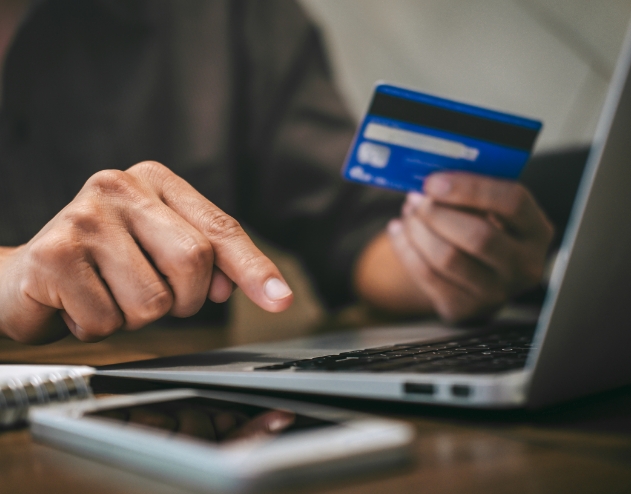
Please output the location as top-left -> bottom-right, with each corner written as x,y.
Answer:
369,93 -> 539,151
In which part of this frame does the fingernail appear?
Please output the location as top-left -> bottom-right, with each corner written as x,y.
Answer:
268,416 -> 293,432
388,219 -> 403,235
425,175 -> 452,197
264,277 -> 292,301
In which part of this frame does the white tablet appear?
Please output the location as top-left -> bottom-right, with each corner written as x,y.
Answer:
29,389 -> 415,492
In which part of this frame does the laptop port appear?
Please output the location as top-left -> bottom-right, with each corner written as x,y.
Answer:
451,384 -> 471,397
404,383 -> 435,395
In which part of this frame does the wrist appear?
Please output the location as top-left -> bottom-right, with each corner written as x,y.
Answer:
0,246 -> 23,339
0,245 -> 19,270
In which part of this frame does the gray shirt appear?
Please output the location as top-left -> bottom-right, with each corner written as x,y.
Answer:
0,0 -> 404,323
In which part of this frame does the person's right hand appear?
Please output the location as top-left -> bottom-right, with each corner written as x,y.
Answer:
0,161 -> 293,344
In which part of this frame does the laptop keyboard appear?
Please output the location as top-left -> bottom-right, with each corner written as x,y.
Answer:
254,325 -> 537,374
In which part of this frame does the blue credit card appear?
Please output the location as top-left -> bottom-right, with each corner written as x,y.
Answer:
342,83 -> 543,192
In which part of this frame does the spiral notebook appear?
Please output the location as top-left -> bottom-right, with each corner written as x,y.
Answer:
0,365 -> 94,427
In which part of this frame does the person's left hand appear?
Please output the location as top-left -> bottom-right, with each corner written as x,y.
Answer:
387,172 -> 554,322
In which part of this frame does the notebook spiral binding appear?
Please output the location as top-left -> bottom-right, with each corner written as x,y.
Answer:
0,370 -> 92,427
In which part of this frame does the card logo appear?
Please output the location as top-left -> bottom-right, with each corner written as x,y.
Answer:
357,142 -> 391,168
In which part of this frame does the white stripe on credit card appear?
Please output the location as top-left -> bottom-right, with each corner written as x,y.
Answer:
364,123 -> 479,161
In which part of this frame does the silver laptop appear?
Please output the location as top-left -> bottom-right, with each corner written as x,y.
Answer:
99,25 -> 631,410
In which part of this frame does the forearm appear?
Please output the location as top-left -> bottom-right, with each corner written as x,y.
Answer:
353,232 -> 435,315
0,246 -> 20,339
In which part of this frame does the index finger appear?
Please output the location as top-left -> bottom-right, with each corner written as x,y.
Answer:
127,162 -> 293,313
423,172 -> 552,238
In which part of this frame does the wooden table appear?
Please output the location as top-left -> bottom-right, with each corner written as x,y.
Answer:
2,325 -> 631,494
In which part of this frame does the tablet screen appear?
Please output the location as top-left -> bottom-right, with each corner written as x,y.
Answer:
87,397 -> 336,444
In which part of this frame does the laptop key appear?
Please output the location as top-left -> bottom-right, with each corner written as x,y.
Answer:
254,326 -> 536,373
254,363 -> 292,371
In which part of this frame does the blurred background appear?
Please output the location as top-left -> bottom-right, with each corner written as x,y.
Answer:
228,0 -> 631,346
302,0 -> 631,151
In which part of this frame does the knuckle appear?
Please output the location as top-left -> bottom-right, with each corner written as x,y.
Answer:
127,160 -> 168,177
469,222 -> 496,255
173,236 -> 214,274
198,209 -> 243,240
136,283 -> 173,321
84,169 -> 136,198
126,161 -> 172,188
435,245 -> 460,272
61,201 -> 106,236
29,231 -> 83,269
